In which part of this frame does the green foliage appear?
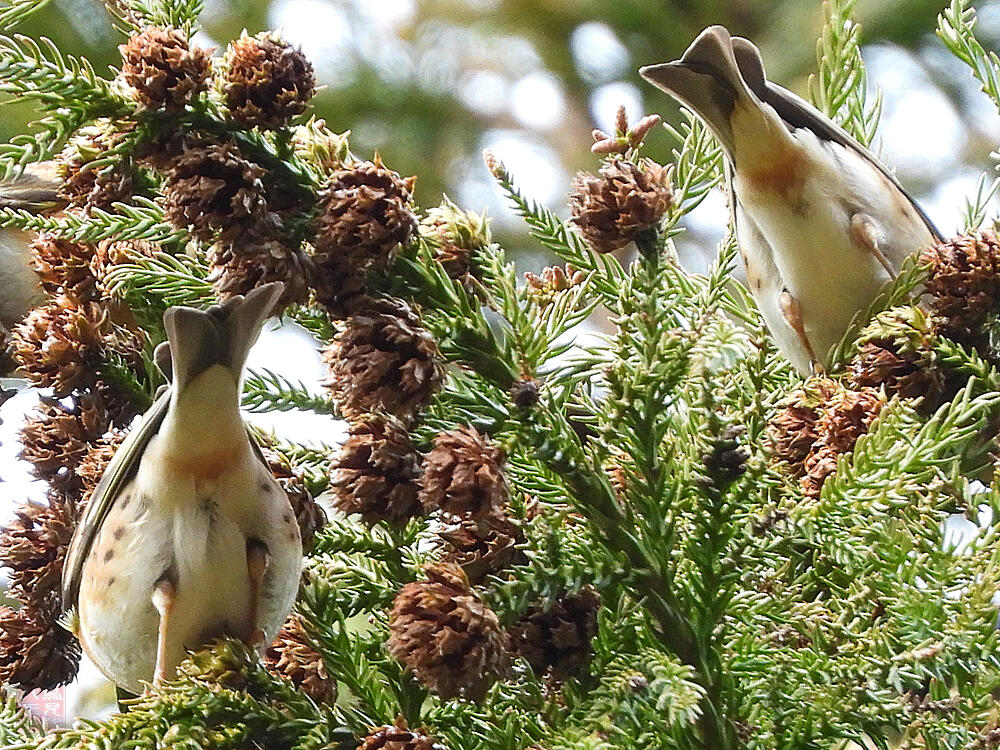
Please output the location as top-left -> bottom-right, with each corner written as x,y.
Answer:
0,0 -> 51,29
809,0 -> 882,145
938,0 -> 1000,118
4,1 -> 1000,749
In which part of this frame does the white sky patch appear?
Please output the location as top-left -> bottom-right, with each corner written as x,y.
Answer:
458,69 -> 509,117
0,384 -> 47,514
570,22 -> 630,84
243,319 -> 345,446
510,72 -> 566,131
920,169 -> 1000,235
590,81 -> 643,134
476,130 -> 567,219
268,0 -> 356,87
865,44 -> 965,181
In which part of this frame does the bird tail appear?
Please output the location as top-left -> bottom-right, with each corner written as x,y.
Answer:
639,25 -> 758,154
159,283 -> 284,394
0,162 -> 65,212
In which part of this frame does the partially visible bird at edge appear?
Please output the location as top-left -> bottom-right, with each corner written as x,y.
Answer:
640,25 -> 942,374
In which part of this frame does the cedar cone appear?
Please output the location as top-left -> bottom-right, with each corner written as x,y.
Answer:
162,140 -> 270,243
766,378 -> 839,475
509,588 -> 601,681
0,594 -> 81,691
329,413 -> 423,526
419,198 -> 491,287
419,426 -> 508,520
11,295 -> 108,397
19,393 -> 110,493
524,265 -> 586,307
700,425 -> 749,490
56,123 -> 135,211
209,240 -> 312,310
359,718 -> 446,750
323,298 -> 443,422
438,515 -> 524,585
850,340 -> 948,404
510,378 -> 540,408
222,33 -> 316,129
312,158 -> 417,310
90,238 -> 157,291
921,230 -> 1000,344
292,118 -> 350,174
76,429 -> 127,501
849,307 -> 956,409
569,158 -> 673,254
119,26 -> 211,111
386,562 -> 505,700
801,387 -> 885,499
262,447 -> 326,550
263,613 -> 335,703
30,235 -> 97,301
0,492 -> 78,603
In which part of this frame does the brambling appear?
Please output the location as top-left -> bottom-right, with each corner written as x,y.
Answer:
62,282 -> 302,693
640,25 -> 942,373
0,163 -> 63,325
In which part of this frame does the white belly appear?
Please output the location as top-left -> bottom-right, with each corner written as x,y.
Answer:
77,453 -> 302,693
733,131 -> 936,373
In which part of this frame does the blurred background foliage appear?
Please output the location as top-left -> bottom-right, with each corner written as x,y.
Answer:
4,0 -> 1000,269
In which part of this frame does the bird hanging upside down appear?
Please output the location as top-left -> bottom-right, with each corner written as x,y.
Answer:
640,25 -> 942,374
61,282 -> 302,693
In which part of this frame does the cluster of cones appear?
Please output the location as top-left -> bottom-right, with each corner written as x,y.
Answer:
768,230 -> 1000,497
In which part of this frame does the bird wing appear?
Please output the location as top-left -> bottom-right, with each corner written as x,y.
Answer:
729,36 -> 944,243
61,388 -> 171,611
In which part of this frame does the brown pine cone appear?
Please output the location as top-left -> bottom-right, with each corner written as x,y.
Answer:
358,718 -> 446,750
850,340 -> 947,403
30,235 -> 97,301
438,515 -> 524,584
386,562 -> 506,700
420,198 -> 491,288
801,387 -> 885,498
419,426 -> 508,520
312,158 -> 417,306
209,240 -> 312,310
569,158 -> 673,254
263,613 -> 335,703
75,429 -> 127,501
11,295 -> 108,397
19,393 -> 111,493
90,238 -> 157,291
56,123 -> 135,212
119,26 -> 211,111
322,298 -> 443,422
922,230 -> 1000,343
0,492 -> 78,603
261,447 -> 326,550
766,378 -> 839,476
222,33 -> 316,129
0,592 -> 81,691
329,414 -> 423,526
509,588 -> 601,680
162,140 -> 270,243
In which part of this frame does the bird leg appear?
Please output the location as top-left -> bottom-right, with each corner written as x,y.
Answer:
850,213 -> 896,279
779,289 -> 822,374
245,539 -> 270,649
151,575 -> 176,686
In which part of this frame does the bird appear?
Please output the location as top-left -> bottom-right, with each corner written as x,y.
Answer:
0,163 -> 64,326
61,282 -> 303,694
639,26 -> 942,374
